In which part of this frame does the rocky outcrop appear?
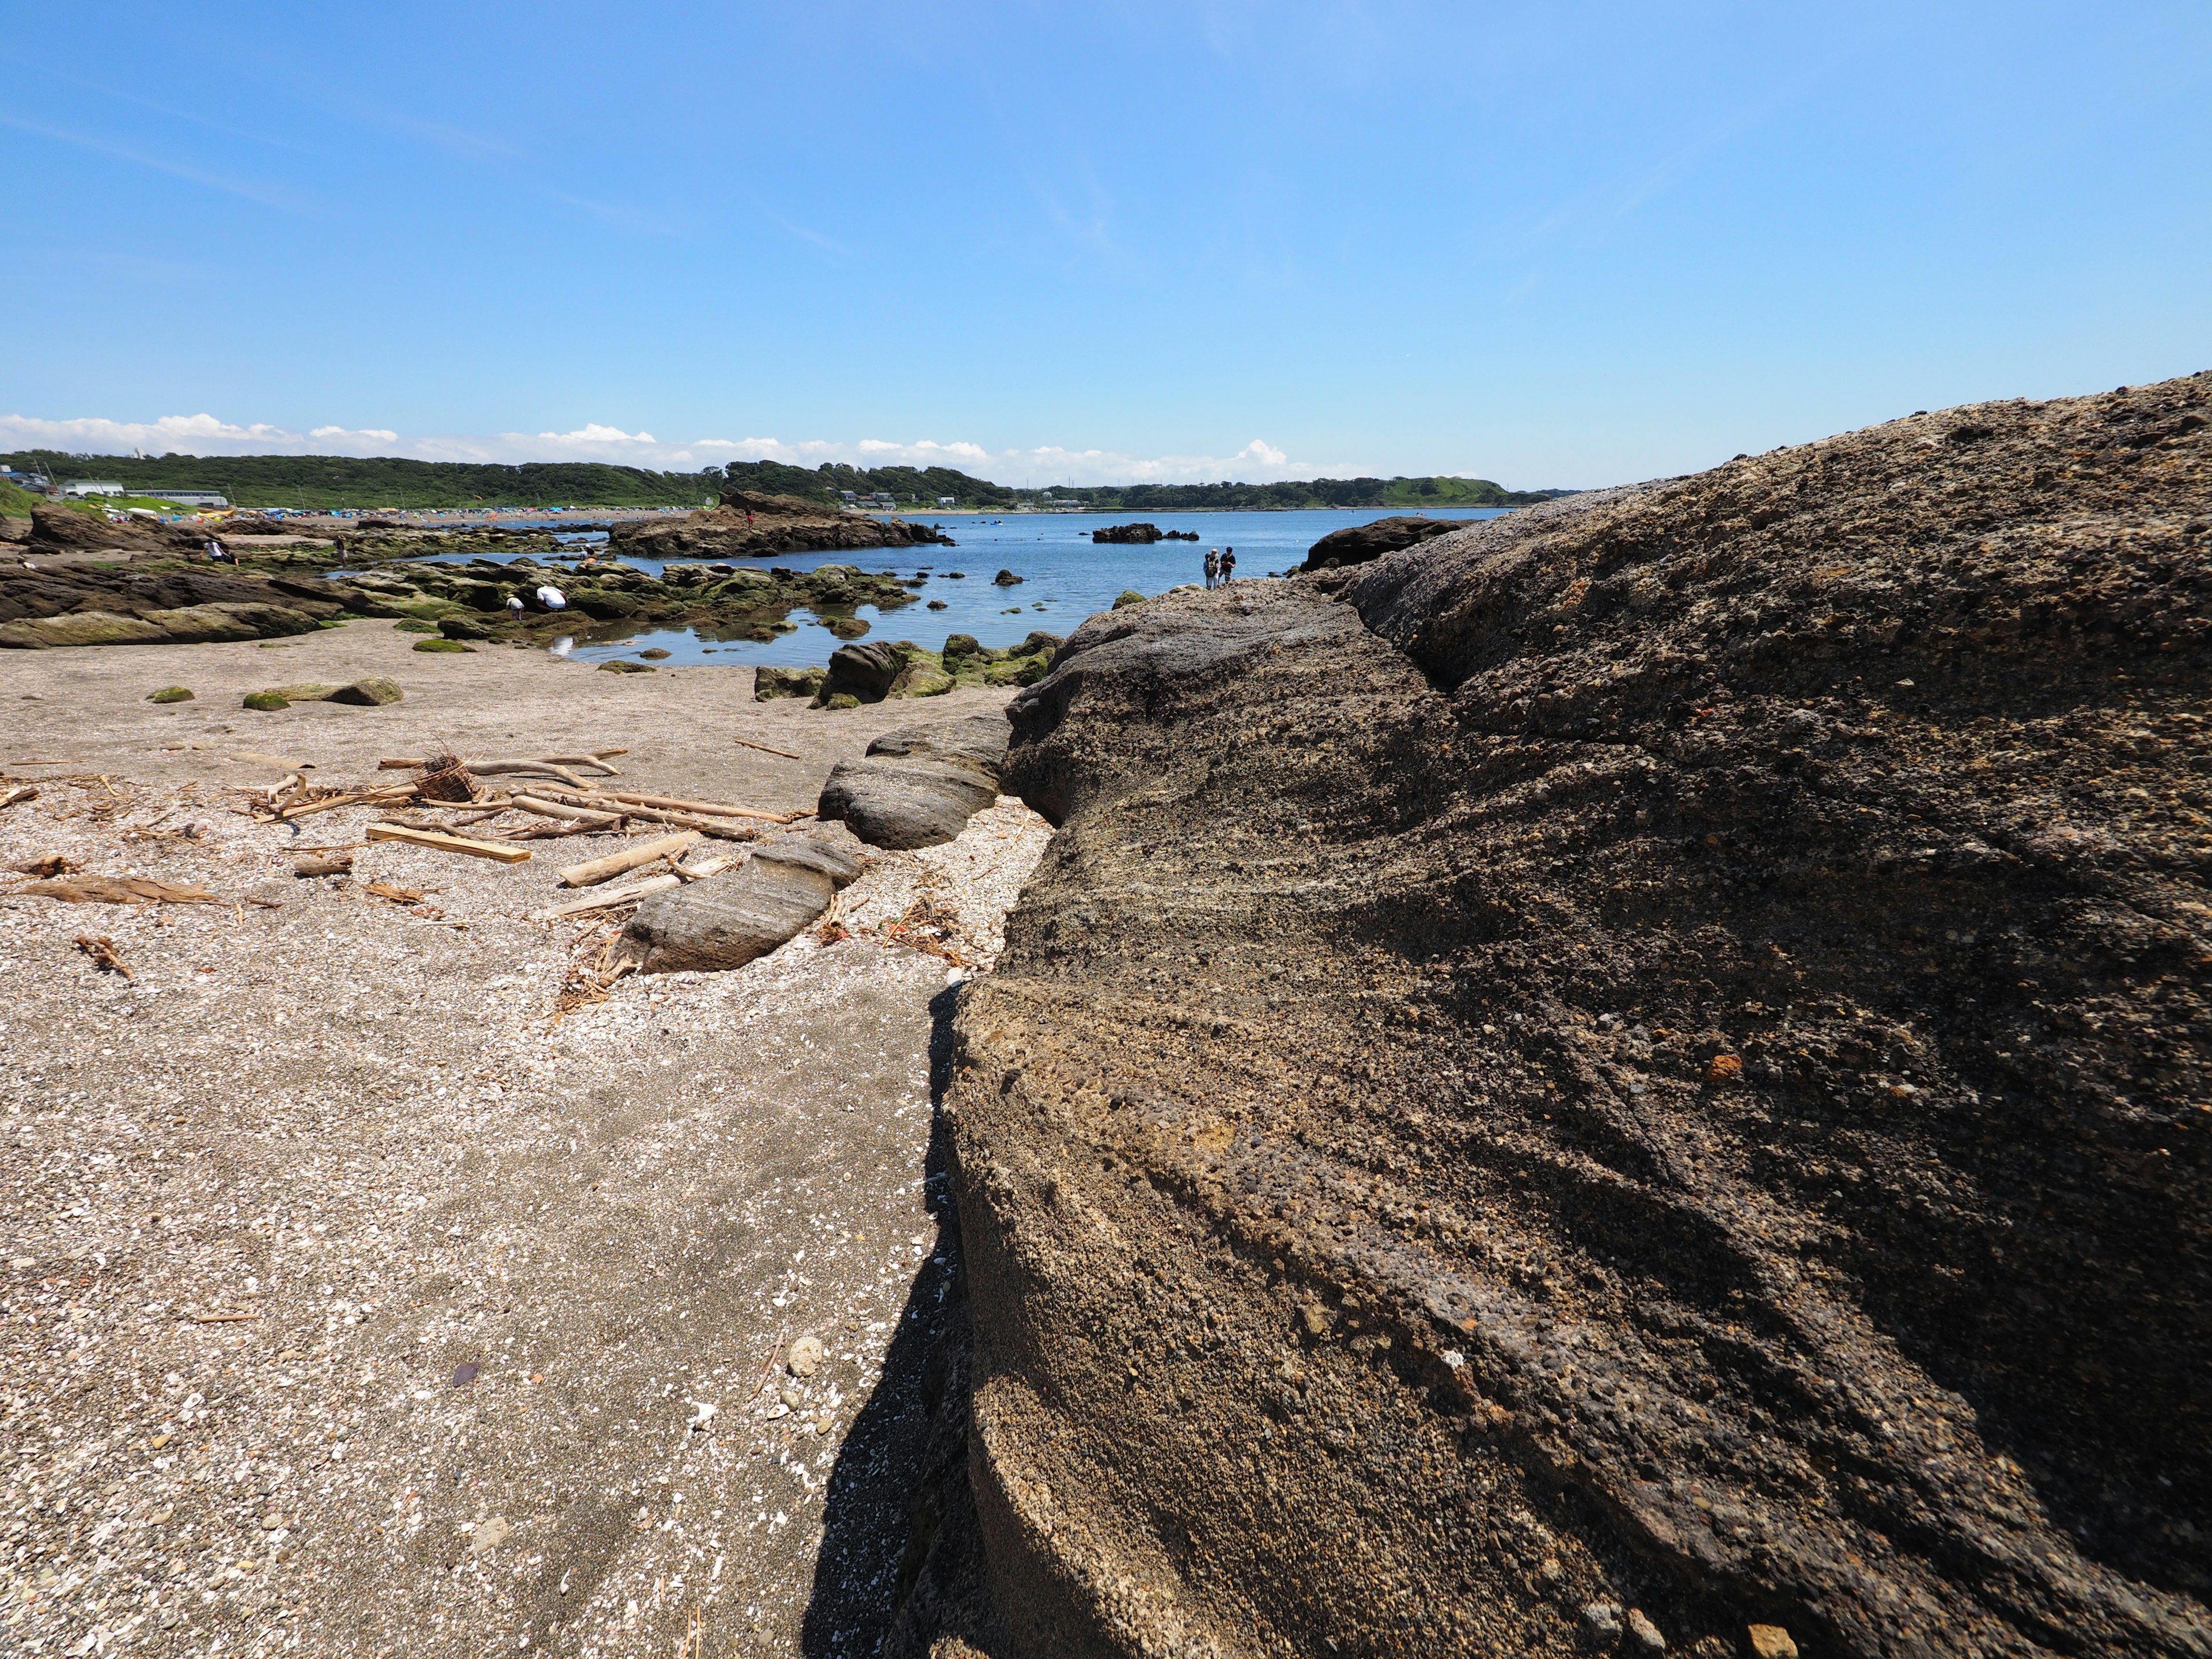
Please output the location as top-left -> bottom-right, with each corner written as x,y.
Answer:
1298,512 -> 1464,572
609,489 -> 954,559
0,561 -> 345,647
924,376 -> 2212,1658
817,713 -> 1011,849
1093,524 -> 1200,543
620,825 -> 866,972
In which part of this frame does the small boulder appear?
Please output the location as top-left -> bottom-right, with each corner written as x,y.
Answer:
786,1335 -> 827,1377
754,665 -> 825,702
1113,590 -> 1146,609
413,638 -> 472,653
1745,1628 -> 1797,1659
329,676 -> 403,706
243,691 -> 290,711
597,659 -> 655,673
621,825 -> 865,972
438,616 -> 490,641
263,683 -> 343,703
817,638 -> 910,703
993,569 -> 1024,585
147,686 -> 195,703
817,712 -> 1010,849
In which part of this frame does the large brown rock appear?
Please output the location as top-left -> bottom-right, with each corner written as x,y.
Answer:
608,489 -> 955,559
912,375 -> 2212,1658
1298,512 -> 1464,571
620,826 -> 866,973
818,713 -> 1011,849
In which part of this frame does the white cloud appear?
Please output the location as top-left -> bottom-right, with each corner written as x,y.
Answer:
0,410 -> 1349,484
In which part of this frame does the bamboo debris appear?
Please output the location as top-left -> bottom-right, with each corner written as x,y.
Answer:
513,794 -> 624,828
526,787 -> 762,838
582,787 -> 799,823
379,749 -> 625,775
365,824 -> 533,863
558,831 -> 700,888
532,873 -> 680,921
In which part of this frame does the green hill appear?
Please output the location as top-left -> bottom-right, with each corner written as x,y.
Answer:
0,449 -> 1571,514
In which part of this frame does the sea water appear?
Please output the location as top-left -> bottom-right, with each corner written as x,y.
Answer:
419,506 -> 1509,668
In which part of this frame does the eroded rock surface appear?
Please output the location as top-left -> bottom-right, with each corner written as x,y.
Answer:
819,713 -> 1012,850
621,824 -> 866,973
930,376 -> 2212,1657
609,488 -> 953,559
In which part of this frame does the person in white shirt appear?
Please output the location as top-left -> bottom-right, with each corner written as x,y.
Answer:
536,585 -> 566,611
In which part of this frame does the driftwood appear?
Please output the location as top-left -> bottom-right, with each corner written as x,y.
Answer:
7,855 -> 81,877
532,872 -> 682,921
514,794 -> 624,829
73,935 -> 133,978
293,852 -> 354,877
365,824 -> 533,863
585,789 -> 799,824
380,749 -> 624,775
527,788 -> 761,839
268,782 -> 422,822
732,736 -> 804,760
0,786 -> 39,809
22,876 -> 221,905
558,831 -> 700,888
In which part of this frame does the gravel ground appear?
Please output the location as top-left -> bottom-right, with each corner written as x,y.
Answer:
0,628 -> 1049,1658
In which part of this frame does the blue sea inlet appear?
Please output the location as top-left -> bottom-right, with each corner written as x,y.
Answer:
435,507 -> 1510,669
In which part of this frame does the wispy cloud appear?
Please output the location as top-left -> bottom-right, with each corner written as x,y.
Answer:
0,412 -> 1338,485
0,112 -> 311,211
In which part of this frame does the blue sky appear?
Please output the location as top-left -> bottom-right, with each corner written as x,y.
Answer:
3,1 -> 2207,487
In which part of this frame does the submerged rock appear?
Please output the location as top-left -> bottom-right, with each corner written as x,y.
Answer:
817,712 -> 1011,849
920,373 -> 2212,1658
754,665 -> 826,702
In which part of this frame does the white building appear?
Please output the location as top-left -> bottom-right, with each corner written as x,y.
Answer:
156,491 -> 231,509
62,480 -> 126,498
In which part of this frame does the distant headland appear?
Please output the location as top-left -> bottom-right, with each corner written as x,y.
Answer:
0,449 -> 1573,515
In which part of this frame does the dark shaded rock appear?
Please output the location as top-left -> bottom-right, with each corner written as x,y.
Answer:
438,616 -> 490,640
817,713 -> 1010,849
25,503 -> 165,552
1298,513 -> 1464,572
1092,522 -> 1165,544
241,691 -> 289,711
1112,590 -> 1146,609
935,372 -> 2212,1658
609,488 -> 953,559
0,559 -> 343,647
820,638 -> 911,703
992,569 -> 1023,585
621,825 -> 865,972
147,686 -> 194,703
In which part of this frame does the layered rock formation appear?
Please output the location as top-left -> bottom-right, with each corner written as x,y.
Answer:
819,713 -> 1013,849
0,562 -> 346,647
923,376 -> 2212,1657
609,488 -> 954,559
1299,512 -> 1465,571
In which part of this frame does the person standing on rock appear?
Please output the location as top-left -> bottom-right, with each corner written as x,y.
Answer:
1205,548 -> 1219,588
1220,547 -> 1236,583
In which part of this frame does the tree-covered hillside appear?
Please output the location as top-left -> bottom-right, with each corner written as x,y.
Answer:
0,448 -> 1572,513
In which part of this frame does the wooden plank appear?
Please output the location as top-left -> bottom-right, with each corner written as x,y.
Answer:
366,824 -> 533,863
558,830 -> 699,888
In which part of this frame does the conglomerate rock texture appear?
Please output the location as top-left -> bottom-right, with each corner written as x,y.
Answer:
929,375 -> 2212,1658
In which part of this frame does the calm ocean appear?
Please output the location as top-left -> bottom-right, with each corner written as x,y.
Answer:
439,506 -> 1509,668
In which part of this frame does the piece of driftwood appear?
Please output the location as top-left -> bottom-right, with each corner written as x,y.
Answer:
293,852 -> 354,877
24,876 -> 221,905
73,934 -> 133,978
588,788 -> 798,823
0,785 -> 39,809
270,782 -> 422,822
365,824 -> 532,863
732,736 -> 805,760
362,880 -> 431,906
529,789 -> 757,839
7,854 -> 80,877
380,749 -> 624,775
558,830 -> 700,888
514,794 -> 624,828
533,872 -> 682,921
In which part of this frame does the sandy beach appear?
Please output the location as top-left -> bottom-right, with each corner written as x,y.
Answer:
0,620 -> 1044,1657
